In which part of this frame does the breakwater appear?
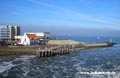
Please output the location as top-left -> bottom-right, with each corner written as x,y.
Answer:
36,40 -> 115,57
0,40 -> 115,56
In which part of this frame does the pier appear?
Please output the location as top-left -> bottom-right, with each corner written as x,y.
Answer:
36,45 -> 75,57
36,40 -> 116,57
0,40 -> 116,56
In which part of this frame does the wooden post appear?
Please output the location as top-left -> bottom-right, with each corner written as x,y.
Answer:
44,50 -> 46,57
43,50 -> 45,57
50,50 -> 52,56
62,48 -> 64,54
41,50 -> 44,57
59,47 -> 61,54
40,50 -> 42,57
48,50 -> 50,56
66,48 -> 69,53
73,45 -> 75,52
36,50 -> 39,57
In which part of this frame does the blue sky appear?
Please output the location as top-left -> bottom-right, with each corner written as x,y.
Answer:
0,0 -> 120,36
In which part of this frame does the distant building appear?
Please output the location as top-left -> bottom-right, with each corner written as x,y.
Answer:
0,25 -> 20,40
15,32 -> 50,45
14,26 -> 20,36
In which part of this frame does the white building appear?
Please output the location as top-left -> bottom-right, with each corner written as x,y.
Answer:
15,32 -> 50,45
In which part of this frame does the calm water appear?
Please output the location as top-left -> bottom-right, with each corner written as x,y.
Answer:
0,37 -> 120,78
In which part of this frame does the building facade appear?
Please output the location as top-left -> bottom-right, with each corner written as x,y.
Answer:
14,26 -> 20,36
0,25 -> 20,40
15,32 -> 50,45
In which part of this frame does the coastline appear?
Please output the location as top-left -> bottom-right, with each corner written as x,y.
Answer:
0,40 -> 115,56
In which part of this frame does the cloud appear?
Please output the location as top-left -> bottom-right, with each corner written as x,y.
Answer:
27,0 -> 119,26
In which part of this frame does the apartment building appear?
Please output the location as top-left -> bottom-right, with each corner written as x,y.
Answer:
0,25 -> 20,40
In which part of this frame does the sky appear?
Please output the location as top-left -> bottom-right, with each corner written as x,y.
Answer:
0,0 -> 120,37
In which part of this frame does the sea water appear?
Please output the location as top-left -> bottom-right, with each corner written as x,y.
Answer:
0,37 -> 120,78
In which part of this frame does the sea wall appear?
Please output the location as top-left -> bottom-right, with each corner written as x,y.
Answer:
0,46 -> 36,55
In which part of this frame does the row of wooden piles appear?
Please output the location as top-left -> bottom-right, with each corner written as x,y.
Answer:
36,45 -> 75,57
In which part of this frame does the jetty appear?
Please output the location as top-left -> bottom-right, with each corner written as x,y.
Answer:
36,45 -> 76,57
0,40 -> 115,56
35,40 -> 115,57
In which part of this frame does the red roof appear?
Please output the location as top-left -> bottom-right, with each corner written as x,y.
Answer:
26,34 -> 37,40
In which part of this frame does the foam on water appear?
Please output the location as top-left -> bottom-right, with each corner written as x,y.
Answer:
14,55 -> 35,61
114,72 -> 120,78
21,66 -> 29,77
0,61 -> 16,73
0,55 -> 35,74
53,74 -> 57,78
71,57 -> 78,61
